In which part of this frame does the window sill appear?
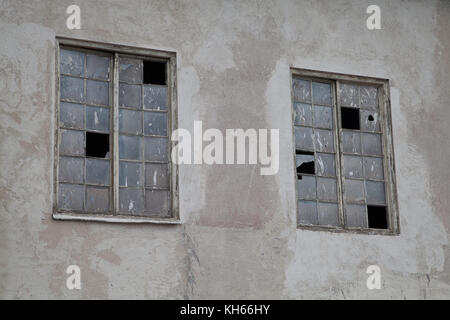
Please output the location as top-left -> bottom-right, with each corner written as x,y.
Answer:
53,212 -> 182,225
297,224 -> 399,236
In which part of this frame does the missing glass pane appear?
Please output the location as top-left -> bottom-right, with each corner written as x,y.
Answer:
341,107 -> 360,130
367,205 -> 388,229
296,150 -> 315,179
143,60 -> 166,85
86,132 -> 109,158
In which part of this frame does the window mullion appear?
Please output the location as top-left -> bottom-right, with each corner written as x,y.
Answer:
334,80 -> 346,228
113,53 -> 120,214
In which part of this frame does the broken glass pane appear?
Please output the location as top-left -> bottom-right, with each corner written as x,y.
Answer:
317,202 -> 339,226
86,186 -> 110,212
365,181 -> 386,204
144,137 -> 168,162
145,190 -> 169,216
119,161 -> 143,187
119,188 -> 145,214
360,86 -> 378,110
363,157 -> 384,180
296,153 -> 315,177
314,129 -> 335,153
59,156 -> 84,184
313,105 -> 333,129
343,155 -> 363,179
60,102 -> 84,130
119,83 -> 142,109
293,103 -> 313,126
85,158 -> 110,185
60,76 -> 84,103
295,127 -> 314,151
86,54 -> 110,80
119,135 -> 142,160
341,131 -> 361,154
119,57 -> 142,84
292,78 -> 311,102
58,183 -> 84,211
345,204 -> 367,228
60,49 -> 85,77
145,163 -> 169,188
339,83 -> 359,107
312,82 -> 332,105
344,179 -> 365,203
86,79 -> 109,106
298,200 -> 318,225
143,85 -> 168,111
60,129 -> 84,156
316,153 -> 336,177
119,109 -> 142,135
361,110 -> 380,132
317,177 -> 337,202
86,106 -> 110,132
144,111 -> 167,136
297,175 -> 316,200
362,133 -> 382,156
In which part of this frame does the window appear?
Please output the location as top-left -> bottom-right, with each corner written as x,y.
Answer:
291,69 -> 398,234
54,38 -> 178,223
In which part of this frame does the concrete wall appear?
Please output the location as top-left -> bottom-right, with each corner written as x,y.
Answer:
0,0 -> 449,299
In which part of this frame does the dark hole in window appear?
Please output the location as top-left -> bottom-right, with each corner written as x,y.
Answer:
143,60 -> 166,85
296,150 -> 315,179
367,205 -> 388,229
368,115 -> 374,121
341,107 -> 360,130
86,132 -> 109,158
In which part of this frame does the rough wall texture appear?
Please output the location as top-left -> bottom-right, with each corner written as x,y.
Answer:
0,0 -> 449,299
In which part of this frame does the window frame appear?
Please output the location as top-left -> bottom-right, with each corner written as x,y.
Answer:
290,68 -> 399,235
53,37 -> 180,224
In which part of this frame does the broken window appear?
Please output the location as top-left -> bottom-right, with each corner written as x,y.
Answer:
56,41 -> 177,222
292,71 -> 398,233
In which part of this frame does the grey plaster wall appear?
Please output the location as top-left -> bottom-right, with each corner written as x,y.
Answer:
0,0 -> 449,299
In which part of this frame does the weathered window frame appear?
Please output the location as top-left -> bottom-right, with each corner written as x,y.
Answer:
53,37 -> 180,224
290,68 -> 399,235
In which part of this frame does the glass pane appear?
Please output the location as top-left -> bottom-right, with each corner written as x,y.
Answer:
293,103 -> 312,126
313,105 -> 333,129
296,153 -> 315,176
341,131 -> 361,154
362,133 -> 382,156
59,156 -> 84,184
316,153 -> 335,177
119,109 -> 142,135
360,110 -> 380,132
298,200 -> 318,225
144,137 -> 168,162
60,49 -> 85,77
339,83 -> 358,107
292,79 -> 311,102
144,111 -> 167,136
364,157 -> 384,180
119,83 -> 141,109
145,190 -> 169,217
119,161 -> 143,187
344,179 -> 365,203
312,82 -> 331,105
365,181 -> 386,204
119,57 -> 142,84
60,102 -> 84,129
86,54 -> 110,80
297,176 -> 316,200
345,204 -> 367,228
58,183 -> 84,211
86,79 -> 109,106
119,135 -> 142,160
60,129 -> 84,156
145,163 -> 169,188
343,155 -> 363,179
314,129 -> 335,153
85,158 -> 110,185
317,177 -> 337,202
360,86 -> 378,110
143,85 -> 168,111
119,188 -> 145,214
86,186 -> 110,212
86,106 -> 110,132
317,202 -> 339,226
60,76 -> 84,103
294,127 -> 314,151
